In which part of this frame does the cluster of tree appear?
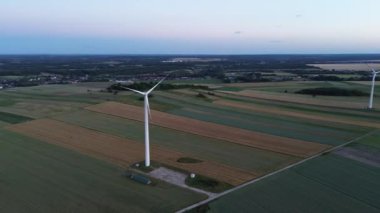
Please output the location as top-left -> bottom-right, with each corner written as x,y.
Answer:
309,75 -> 344,81
295,87 -> 368,96
222,72 -> 271,83
13,81 -> 39,87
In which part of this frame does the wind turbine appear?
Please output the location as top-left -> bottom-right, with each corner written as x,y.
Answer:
121,77 -> 166,167
367,64 -> 380,109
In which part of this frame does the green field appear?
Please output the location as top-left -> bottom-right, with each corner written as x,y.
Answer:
207,130 -> 380,213
0,129 -> 206,213
354,131 -> 380,149
152,91 -> 372,145
219,81 -> 380,94
215,91 -> 380,127
0,111 -> 32,124
208,154 -> 380,213
214,81 -> 380,110
216,91 -> 380,119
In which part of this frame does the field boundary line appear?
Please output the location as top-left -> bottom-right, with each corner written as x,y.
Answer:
176,129 -> 378,213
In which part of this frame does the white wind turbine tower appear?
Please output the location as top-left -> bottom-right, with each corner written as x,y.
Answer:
121,77 -> 166,167
367,64 -> 380,109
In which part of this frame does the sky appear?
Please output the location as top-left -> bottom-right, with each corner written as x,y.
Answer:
0,0 -> 379,54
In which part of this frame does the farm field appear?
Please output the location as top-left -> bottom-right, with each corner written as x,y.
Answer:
0,84 -> 124,120
7,119 -> 255,185
219,81 -> 324,89
153,91 -> 372,145
352,131 -> 380,150
0,120 -> 10,127
212,90 -> 380,123
0,80 -> 379,212
340,131 -> 380,167
53,110 -> 300,175
0,100 -> 87,119
0,129 -> 206,213
207,153 -> 380,213
221,89 -> 375,109
0,111 -> 32,124
351,81 -> 380,86
205,131 -> 380,212
309,63 -> 380,71
213,99 -> 380,129
218,81 -> 380,93
229,81 -> 379,93
216,81 -> 380,100
86,102 -> 330,157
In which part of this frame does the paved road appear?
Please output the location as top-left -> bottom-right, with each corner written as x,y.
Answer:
176,130 -> 377,213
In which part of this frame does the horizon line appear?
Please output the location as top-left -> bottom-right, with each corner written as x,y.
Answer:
1,53 -> 380,56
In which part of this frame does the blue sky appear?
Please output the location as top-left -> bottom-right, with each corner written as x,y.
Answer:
0,0 -> 379,54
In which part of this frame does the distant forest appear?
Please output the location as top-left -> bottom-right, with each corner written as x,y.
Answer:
1,54 -> 380,76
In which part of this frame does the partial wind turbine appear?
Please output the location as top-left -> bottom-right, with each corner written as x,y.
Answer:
367,64 -> 380,109
121,77 -> 166,167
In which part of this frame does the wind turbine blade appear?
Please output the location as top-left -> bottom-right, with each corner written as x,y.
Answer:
146,76 -> 166,94
119,86 -> 146,95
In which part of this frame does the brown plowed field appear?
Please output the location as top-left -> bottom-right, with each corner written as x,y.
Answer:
7,119 -> 255,185
86,102 -> 329,157
214,100 -> 380,129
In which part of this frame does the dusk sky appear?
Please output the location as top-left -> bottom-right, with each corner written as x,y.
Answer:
0,0 -> 379,54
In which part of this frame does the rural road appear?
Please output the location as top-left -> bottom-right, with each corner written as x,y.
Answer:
176,130 -> 377,213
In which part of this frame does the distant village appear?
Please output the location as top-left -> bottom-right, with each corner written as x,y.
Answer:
0,55 -> 377,89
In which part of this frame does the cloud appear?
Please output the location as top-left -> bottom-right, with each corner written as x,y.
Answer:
234,31 -> 242,35
296,14 -> 302,18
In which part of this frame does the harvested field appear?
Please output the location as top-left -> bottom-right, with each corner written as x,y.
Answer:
7,119 -> 255,185
7,119 -> 143,166
86,102 -> 330,157
221,90 -> 369,109
214,100 -> 380,129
